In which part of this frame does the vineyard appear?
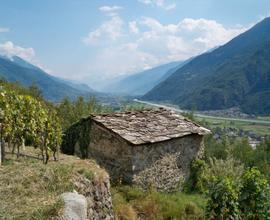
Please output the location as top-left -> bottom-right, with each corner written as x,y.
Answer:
0,84 -> 62,164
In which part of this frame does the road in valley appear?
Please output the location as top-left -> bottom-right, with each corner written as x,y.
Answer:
134,99 -> 270,125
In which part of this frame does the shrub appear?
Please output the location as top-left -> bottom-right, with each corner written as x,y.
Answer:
204,135 -> 229,160
239,168 -> 270,219
115,204 -> 138,220
112,185 -> 206,220
206,177 -> 241,220
184,202 -> 204,220
184,159 -> 206,193
201,157 -> 244,192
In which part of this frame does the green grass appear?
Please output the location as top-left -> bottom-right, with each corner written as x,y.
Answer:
112,185 -> 206,220
197,117 -> 270,136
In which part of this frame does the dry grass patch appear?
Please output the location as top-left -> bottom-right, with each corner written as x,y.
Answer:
0,147 -> 108,220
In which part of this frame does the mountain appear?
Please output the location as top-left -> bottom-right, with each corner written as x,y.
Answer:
103,61 -> 187,95
142,17 -> 270,115
0,55 -> 96,101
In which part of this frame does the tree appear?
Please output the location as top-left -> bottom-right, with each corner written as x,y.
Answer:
239,168 -> 270,219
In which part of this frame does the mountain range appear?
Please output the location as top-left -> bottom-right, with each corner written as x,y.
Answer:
102,60 -> 188,95
142,17 -> 270,115
0,55 -> 96,101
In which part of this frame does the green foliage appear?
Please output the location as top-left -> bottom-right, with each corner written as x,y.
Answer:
250,139 -> 270,180
206,168 -> 270,219
184,159 -> 206,193
204,135 -> 270,181
198,133 -> 270,218
0,83 -> 62,163
206,177 -> 241,220
61,117 -> 92,157
231,138 -> 254,166
189,156 -> 244,194
239,168 -> 270,219
204,135 -> 229,160
56,96 -> 112,131
112,185 -> 206,220
201,157 -> 244,191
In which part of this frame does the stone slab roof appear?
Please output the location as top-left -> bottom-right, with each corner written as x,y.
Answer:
91,108 -> 211,145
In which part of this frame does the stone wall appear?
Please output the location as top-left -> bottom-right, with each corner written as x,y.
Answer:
87,121 -> 134,183
73,174 -> 114,220
73,120 -> 205,191
131,134 -> 204,191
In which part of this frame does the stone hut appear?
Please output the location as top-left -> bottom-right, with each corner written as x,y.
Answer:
62,108 -> 211,191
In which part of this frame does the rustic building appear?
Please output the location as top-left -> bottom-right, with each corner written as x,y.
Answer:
62,108 -> 211,191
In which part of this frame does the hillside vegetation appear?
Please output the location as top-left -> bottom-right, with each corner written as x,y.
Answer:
0,149 -> 107,220
143,17 -> 270,115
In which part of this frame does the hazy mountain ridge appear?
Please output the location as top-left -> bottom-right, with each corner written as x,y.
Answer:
0,55 -> 96,101
142,18 -> 270,115
103,61 -> 186,95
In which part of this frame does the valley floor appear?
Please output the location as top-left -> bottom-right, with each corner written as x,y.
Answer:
134,99 -> 270,138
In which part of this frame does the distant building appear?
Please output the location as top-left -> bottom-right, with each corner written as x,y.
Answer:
62,108 -> 211,191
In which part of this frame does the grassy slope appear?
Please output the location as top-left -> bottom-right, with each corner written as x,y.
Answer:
0,148 -> 106,220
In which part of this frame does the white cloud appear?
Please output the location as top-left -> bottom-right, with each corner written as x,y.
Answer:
82,16 -> 124,45
0,27 -> 9,33
83,17 -> 248,87
164,3 -> 176,10
178,18 -> 247,49
84,42 -> 159,87
129,21 -> 139,34
138,0 -> 176,10
0,41 -> 52,73
99,5 -> 123,12
134,17 -> 247,61
99,5 -> 123,16
0,41 -> 35,61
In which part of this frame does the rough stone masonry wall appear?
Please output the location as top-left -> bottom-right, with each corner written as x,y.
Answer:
73,174 -> 114,220
132,134 -> 204,191
88,121 -> 134,183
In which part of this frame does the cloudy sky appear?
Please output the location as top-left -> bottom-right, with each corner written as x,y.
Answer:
0,0 -> 269,89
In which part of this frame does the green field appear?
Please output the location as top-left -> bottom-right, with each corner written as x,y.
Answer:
196,116 -> 270,136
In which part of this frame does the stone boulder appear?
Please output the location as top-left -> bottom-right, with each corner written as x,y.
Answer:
61,192 -> 87,220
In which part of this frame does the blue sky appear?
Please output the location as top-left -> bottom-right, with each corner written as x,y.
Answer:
0,0 -> 270,89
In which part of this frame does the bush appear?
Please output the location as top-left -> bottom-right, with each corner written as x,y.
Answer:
206,177 -> 241,220
204,135 -> 229,160
199,157 -> 244,193
184,159 -> 206,193
239,168 -> 270,219
115,204 -> 138,220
